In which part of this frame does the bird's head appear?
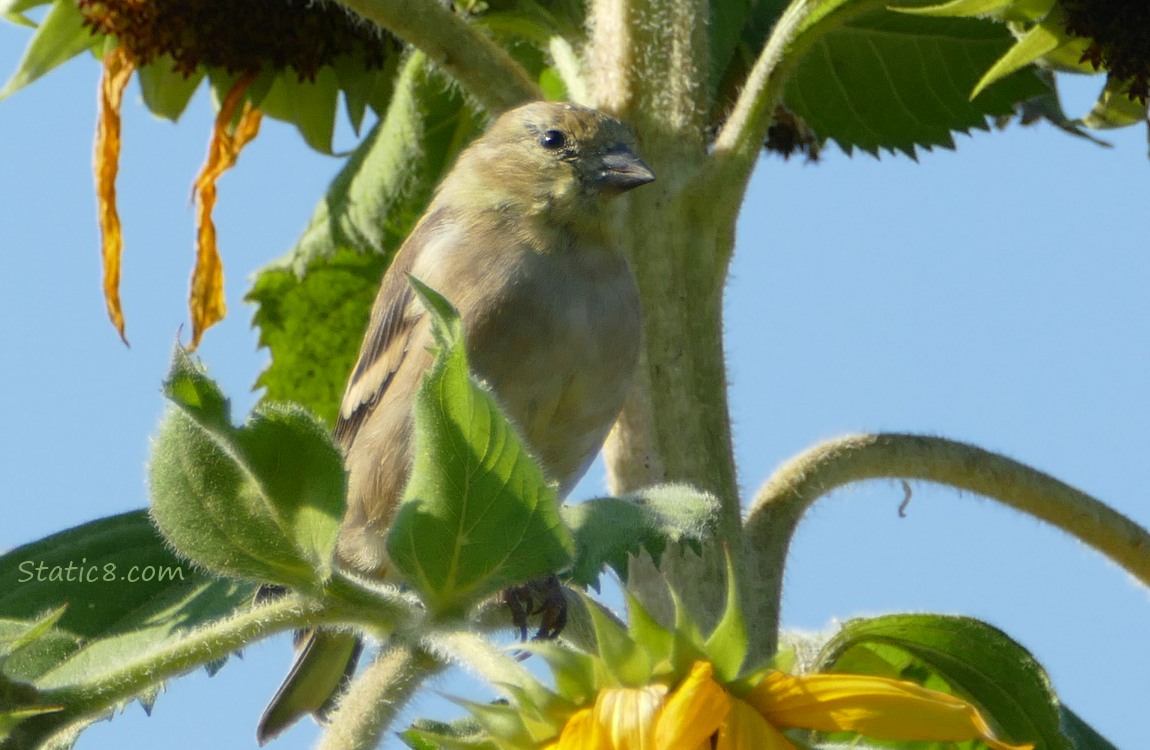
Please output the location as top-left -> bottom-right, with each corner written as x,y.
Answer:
440,101 -> 655,233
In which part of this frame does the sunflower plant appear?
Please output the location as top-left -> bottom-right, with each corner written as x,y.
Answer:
1,0 -> 1147,748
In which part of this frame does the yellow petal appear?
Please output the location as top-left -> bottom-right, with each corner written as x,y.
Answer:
747,671 -> 1033,750
551,708 -> 605,750
715,699 -> 797,750
94,45 -> 135,345
189,74 -> 262,349
654,661 -> 729,749
595,684 -> 667,750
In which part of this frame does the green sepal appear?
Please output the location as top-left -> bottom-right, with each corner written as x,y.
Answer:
0,0 -> 99,100
971,12 -> 1066,99
136,57 -> 205,122
623,592 -> 674,672
149,349 -> 345,589
701,550 -> 747,683
448,699 -> 536,749
580,592 -> 650,687
491,680 -> 573,740
666,586 -> 708,678
288,52 -> 481,264
1082,80 -> 1150,130
402,716 -> 497,750
526,642 -> 599,706
257,66 -> 341,154
1,0 -> 53,25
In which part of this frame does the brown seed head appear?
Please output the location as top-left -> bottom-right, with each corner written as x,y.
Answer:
1062,0 -> 1150,102
78,0 -> 398,81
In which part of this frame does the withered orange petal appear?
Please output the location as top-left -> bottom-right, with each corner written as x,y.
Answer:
94,46 -> 135,345
189,75 -> 262,349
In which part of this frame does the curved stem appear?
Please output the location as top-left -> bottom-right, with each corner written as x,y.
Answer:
699,0 -> 888,254
30,593 -> 328,742
708,0 -> 811,178
319,641 -> 441,750
333,0 -> 542,113
742,433 -> 1150,661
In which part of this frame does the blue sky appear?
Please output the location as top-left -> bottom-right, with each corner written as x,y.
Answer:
2,21 -> 1148,750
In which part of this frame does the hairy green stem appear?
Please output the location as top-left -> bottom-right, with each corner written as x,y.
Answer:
701,0 -> 889,247
26,594 -> 328,743
741,433 -> 1150,661
319,642 -> 440,750
587,0 -> 737,632
549,36 -> 588,104
334,0 -> 542,113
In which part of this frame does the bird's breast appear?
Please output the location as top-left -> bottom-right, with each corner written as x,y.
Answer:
459,243 -> 641,496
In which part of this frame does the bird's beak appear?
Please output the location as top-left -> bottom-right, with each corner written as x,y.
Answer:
595,146 -> 656,192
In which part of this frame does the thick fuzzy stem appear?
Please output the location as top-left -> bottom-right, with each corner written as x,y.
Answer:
587,0 -> 739,629
319,642 -> 440,750
334,0 -> 541,112
742,433 -> 1150,662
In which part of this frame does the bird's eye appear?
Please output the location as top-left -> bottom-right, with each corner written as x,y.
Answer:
539,129 -> 567,150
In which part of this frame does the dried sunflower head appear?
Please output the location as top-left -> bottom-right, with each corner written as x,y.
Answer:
1061,0 -> 1150,101
7,0 -> 404,345
77,0 -> 394,81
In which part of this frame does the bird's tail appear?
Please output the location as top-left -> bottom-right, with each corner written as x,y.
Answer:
257,628 -> 362,745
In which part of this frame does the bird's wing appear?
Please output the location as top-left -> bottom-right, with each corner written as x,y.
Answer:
333,207 -> 449,450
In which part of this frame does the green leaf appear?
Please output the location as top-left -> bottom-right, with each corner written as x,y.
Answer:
709,0 -> 755,97
248,53 -> 481,421
0,0 -> 99,100
715,0 -> 788,110
149,350 -> 345,588
0,672 -> 64,743
387,280 -> 574,615
818,614 -> 1069,750
893,0 -> 1022,19
0,509 -> 254,741
290,52 -> 481,264
0,512 -> 249,660
893,0 -> 1056,22
248,247 -> 390,426
136,57 -> 205,122
561,484 -> 721,589
1059,706 -> 1119,750
783,7 -> 1050,156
